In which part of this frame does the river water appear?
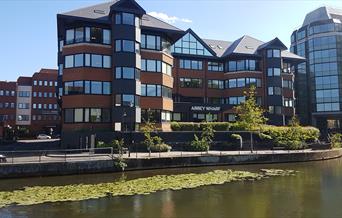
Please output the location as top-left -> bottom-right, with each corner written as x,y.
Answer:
0,158 -> 342,218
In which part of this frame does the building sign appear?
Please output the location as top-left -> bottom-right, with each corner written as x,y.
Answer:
190,106 -> 221,112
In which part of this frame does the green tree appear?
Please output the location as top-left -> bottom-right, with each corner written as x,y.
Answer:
234,86 -> 267,130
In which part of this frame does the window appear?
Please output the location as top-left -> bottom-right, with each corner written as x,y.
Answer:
269,106 -> 282,114
172,32 -> 212,56
267,68 -> 281,76
283,98 -> 294,107
207,80 -> 224,89
237,78 -> 245,87
179,59 -> 202,70
74,54 -> 84,67
116,12 -> 135,25
267,49 -> 281,58
141,59 -> 163,73
33,80 -> 37,86
141,84 -> 163,97
65,55 -> 74,68
179,78 -> 203,88
141,34 -> 161,50
103,29 -> 111,44
17,115 -> 29,121
283,80 -> 293,89
116,67 -> 139,79
268,87 -> 282,95
115,40 -> 138,53
227,60 -> 257,72
227,96 -> 245,105
208,62 -> 224,72
18,103 -> 29,109
66,29 -> 75,44
75,27 -> 84,43
64,81 -> 111,95
18,91 -> 30,97
115,94 -> 138,107
64,54 -> 111,69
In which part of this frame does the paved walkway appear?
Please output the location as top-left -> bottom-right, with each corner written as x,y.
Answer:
0,149 -> 324,165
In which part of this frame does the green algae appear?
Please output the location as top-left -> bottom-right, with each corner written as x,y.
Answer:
0,169 -> 297,208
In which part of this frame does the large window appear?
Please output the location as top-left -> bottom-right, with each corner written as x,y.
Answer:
267,49 -> 281,58
115,40 -> 139,53
115,12 -> 137,26
309,23 -> 335,35
309,49 -> 337,64
179,78 -> 203,88
207,80 -> 224,89
308,36 -> 336,51
179,59 -> 203,70
268,87 -> 282,96
141,59 -> 172,76
18,91 -> 30,97
141,84 -> 172,98
227,60 -> 256,72
172,32 -> 212,56
267,68 -> 281,76
208,62 -> 224,72
283,98 -> 294,107
227,96 -> 245,105
64,108 -> 111,123
115,94 -> 139,107
64,54 -> 111,69
65,27 -> 111,45
141,34 -> 161,50
64,81 -> 111,95
225,78 -> 261,88
283,80 -> 293,89
115,67 -> 140,79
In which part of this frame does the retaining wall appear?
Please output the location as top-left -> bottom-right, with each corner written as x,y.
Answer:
0,149 -> 341,179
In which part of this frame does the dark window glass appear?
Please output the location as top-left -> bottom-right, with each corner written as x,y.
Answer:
75,27 -> 84,43
90,27 -> 102,43
90,109 -> 101,122
103,29 -> 111,44
122,95 -> 134,106
64,109 -> 74,123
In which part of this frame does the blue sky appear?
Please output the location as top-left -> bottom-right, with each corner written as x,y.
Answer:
1,0 -> 342,81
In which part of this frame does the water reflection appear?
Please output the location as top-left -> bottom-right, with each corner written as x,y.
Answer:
1,159 -> 342,218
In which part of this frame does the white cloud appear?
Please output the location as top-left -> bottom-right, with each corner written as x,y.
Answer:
148,12 -> 192,24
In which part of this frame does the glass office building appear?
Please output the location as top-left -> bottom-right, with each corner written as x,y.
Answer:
291,6 -> 342,132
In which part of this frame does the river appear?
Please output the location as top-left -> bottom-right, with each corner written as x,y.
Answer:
0,158 -> 342,218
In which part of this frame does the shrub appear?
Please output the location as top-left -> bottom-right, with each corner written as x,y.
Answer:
329,133 -> 342,148
190,134 -> 209,151
189,123 -> 215,152
96,141 -> 110,148
150,143 -> 172,152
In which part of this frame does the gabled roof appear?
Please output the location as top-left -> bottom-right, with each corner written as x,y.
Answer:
257,37 -> 287,50
281,50 -> 306,61
110,0 -> 145,16
221,35 -> 264,57
60,1 -> 183,32
202,39 -> 232,57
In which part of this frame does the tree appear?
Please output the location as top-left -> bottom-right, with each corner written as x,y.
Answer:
234,86 -> 267,131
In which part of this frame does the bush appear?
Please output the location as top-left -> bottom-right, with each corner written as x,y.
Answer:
329,133 -> 342,148
189,135 -> 209,151
96,141 -> 110,148
150,143 -> 172,152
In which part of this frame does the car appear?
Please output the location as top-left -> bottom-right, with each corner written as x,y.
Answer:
37,134 -> 52,140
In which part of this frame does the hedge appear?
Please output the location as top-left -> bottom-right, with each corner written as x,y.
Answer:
171,122 -> 320,147
171,122 -> 231,131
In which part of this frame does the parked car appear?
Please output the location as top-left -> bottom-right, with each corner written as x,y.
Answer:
37,134 -> 52,140
0,154 -> 6,163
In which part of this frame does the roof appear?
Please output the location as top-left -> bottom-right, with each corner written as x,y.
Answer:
281,50 -> 306,60
302,6 -> 342,26
60,0 -> 182,32
202,39 -> 232,57
221,35 -> 264,57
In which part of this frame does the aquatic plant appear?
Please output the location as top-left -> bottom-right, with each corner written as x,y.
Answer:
0,169 -> 297,208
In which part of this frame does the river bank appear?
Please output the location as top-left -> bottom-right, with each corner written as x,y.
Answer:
0,149 -> 341,179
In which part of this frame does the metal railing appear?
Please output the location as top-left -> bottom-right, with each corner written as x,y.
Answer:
0,147 -> 325,165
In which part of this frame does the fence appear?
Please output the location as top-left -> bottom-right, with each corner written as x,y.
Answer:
0,146 -> 323,165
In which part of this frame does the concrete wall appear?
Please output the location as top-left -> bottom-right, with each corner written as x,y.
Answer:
0,149 -> 341,179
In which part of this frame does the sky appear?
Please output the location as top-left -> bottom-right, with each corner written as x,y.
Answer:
1,0 -> 342,81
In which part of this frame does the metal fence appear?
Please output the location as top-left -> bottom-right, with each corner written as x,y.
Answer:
0,147 -> 322,165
